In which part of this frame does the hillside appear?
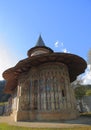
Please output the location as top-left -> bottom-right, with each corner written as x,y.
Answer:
0,80 -> 10,102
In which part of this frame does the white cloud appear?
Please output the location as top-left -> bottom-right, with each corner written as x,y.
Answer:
54,41 -> 59,47
54,41 -> 64,48
54,41 -> 70,53
62,48 -> 67,53
82,64 -> 91,85
62,48 -> 70,53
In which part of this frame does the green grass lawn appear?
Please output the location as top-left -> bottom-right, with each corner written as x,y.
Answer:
0,123 -> 91,130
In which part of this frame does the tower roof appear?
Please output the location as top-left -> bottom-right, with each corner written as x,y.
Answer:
27,35 -> 53,57
35,35 -> 45,46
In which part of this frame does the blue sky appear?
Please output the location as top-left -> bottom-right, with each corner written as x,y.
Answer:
0,0 -> 91,80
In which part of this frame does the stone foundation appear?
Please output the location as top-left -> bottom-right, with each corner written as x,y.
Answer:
15,110 -> 79,121
16,111 -> 30,121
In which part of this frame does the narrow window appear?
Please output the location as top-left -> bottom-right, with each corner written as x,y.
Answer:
62,89 -> 65,97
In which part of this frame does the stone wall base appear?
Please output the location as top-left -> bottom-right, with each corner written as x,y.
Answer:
15,110 -> 79,121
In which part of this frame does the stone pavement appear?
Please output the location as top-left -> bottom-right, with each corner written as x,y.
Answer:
0,116 -> 91,128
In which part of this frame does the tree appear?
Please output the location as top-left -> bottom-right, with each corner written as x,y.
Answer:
0,80 -> 11,102
74,85 -> 86,100
72,78 -> 87,113
74,85 -> 87,113
71,76 -> 83,89
86,89 -> 91,96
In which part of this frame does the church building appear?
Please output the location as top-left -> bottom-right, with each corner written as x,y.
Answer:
3,35 -> 87,121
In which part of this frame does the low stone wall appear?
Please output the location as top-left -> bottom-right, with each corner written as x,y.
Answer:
83,96 -> 91,112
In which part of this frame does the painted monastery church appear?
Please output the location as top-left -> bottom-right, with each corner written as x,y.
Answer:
3,35 -> 87,121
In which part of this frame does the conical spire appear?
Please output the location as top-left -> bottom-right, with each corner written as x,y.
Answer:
27,35 -> 53,57
35,35 -> 45,46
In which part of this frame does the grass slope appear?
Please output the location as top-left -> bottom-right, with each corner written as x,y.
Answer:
0,123 -> 91,130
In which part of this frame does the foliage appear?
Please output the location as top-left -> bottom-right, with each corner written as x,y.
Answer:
0,80 -> 11,102
0,123 -> 91,130
86,89 -> 91,96
73,79 -> 91,112
0,102 -> 8,106
74,85 -> 87,99
72,78 -> 91,99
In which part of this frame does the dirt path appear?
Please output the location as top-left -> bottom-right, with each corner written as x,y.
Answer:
0,116 -> 91,128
